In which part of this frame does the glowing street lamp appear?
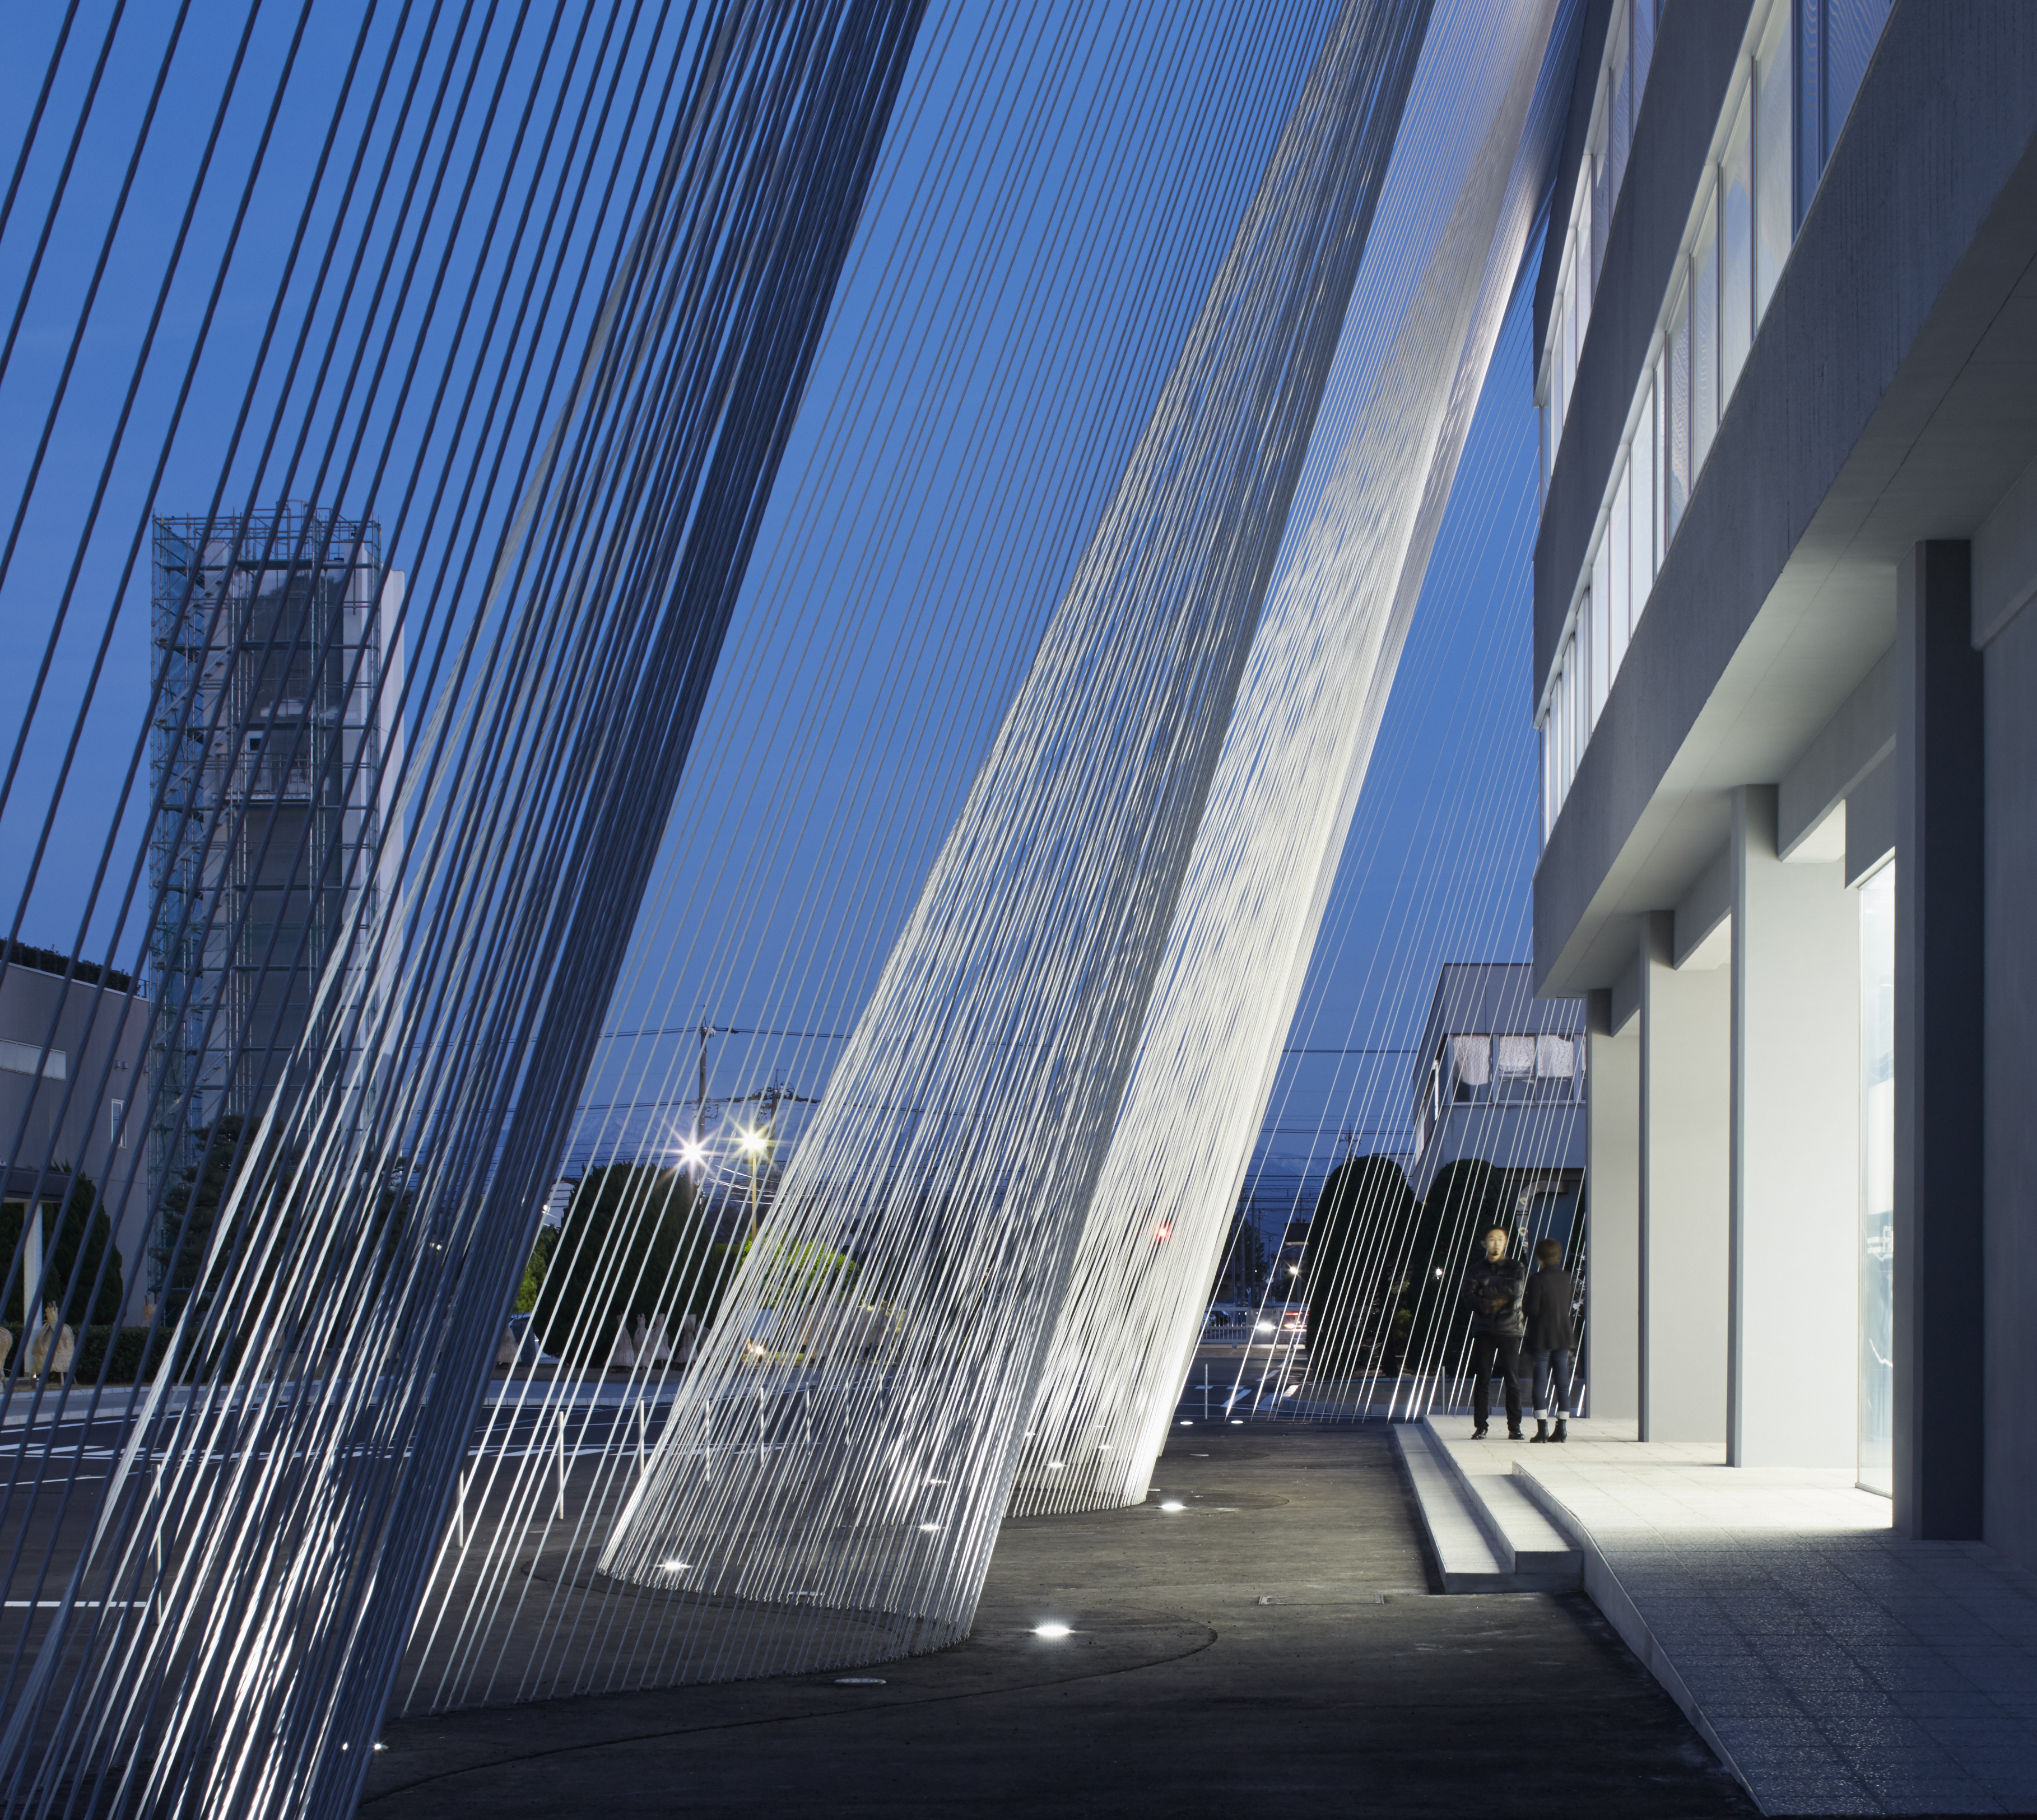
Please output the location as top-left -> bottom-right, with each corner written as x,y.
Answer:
738,1124 -> 769,1241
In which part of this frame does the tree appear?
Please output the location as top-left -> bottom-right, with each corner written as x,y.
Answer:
1,1172 -> 122,1329
533,1163 -> 719,1362
1302,1155 -> 1415,1374
740,1233 -> 857,1302
159,1117 -> 409,1369
514,1225 -> 559,1314
1389,1158 -> 1512,1376
159,1115 -> 249,1324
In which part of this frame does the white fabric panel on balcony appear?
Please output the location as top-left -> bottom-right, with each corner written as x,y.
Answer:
1495,1035 -> 1536,1077
1452,1034 -> 1491,1084
1536,1034 -> 1576,1078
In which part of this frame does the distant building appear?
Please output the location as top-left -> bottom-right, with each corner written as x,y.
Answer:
1,947 -> 148,1319
538,1177 -> 578,1229
1405,962 -> 1585,1226
146,506 -> 402,1295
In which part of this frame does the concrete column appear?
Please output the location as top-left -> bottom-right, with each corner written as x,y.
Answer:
1898,541 -> 1984,1537
1638,911 -> 1729,1442
1584,987 -> 1639,1424
1729,785 -> 1859,1468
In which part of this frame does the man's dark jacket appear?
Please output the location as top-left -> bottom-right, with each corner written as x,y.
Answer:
1460,1255 -> 1527,1339
1522,1267 -> 1576,1352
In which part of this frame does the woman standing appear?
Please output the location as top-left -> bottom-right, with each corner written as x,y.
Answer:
1523,1238 -> 1579,1442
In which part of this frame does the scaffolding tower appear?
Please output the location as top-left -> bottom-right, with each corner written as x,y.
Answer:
147,506 -> 387,1293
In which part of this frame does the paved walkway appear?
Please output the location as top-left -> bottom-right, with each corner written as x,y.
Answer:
1426,1417 -> 2037,1816
361,1425 -> 1751,1817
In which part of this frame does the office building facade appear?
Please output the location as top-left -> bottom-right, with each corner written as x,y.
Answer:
1534,0 -> 2034,1550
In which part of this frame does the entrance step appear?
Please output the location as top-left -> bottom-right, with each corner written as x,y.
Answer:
1390,1422 -> 1512,1591
1394,1417 -> 1583,1594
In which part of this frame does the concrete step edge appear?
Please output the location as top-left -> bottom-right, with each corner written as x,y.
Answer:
1390,1423 -> 1512,1591
1478,1473 -> 1581,1571
1416,1415 -> 1529,1569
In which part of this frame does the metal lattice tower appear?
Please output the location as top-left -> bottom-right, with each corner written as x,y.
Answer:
146,506 -> 387,1296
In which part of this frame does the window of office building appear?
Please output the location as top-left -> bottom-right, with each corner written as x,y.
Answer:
1802,0 -> 1896,218
1534,0 -> 1664,496
1537,0 -> 1896,838
1857,861 -> 1894,1496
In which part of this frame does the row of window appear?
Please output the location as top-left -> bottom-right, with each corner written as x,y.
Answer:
1540,0 -> 1663,489
1536,0 -> 1895,839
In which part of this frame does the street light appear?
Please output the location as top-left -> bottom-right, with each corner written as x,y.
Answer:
738,1125 -> 769,1241
725,1080 -> 817,1242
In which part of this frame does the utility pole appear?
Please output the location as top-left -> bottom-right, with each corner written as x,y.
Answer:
693,1022 -> 734,1182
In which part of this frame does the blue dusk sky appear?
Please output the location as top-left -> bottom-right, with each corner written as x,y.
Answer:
1,1 -> 1546,1239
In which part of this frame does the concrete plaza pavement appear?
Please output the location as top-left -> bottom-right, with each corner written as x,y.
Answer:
361,1424 -> 1754,1817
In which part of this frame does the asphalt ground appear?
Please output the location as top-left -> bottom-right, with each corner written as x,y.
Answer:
360,1423 -> 1757,1818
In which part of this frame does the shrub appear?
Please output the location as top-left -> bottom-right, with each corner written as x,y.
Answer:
0,1174 -> 123,1329
71,1325 -> 170,1384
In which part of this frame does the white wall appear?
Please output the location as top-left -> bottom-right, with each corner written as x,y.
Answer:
1729,786 -> 1859,1467
1640,911 -> 1730,1442
1585,990 -> 1640,1423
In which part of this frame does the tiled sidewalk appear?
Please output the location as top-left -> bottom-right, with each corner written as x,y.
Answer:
1437,1421 -> 2037,1815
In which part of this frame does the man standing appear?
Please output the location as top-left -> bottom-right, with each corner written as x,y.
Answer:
1459,1223 -> 1526,1440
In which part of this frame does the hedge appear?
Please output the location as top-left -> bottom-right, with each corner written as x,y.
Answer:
69,1325 -> 171,1385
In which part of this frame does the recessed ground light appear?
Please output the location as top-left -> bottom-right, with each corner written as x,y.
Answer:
835,1677 -> 886,1685
926,1477 -> 946,1486
1159,1500 -> 1184,1512
661,1559 -> 691,1571
1178,1419 -> 1193,1426
918,1523 -> 941,1533
1034,1622 -> 1072,1639
1229,1419 -> 1244,1426
373,1743 -> 387,1753
1046,1460 -> 1065,1470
